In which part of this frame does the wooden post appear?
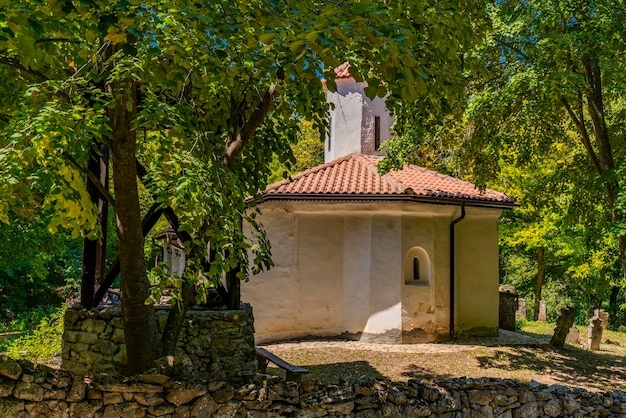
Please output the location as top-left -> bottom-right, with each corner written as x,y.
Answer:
80,144 -> 109,309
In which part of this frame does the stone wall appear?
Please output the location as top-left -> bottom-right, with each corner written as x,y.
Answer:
62,304 -> 256,384
0,357 -> 624,417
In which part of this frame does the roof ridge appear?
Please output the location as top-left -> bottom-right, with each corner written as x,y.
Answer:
265,153 -> 356,191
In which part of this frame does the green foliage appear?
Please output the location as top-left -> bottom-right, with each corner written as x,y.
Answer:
0,0 -> 490,370
5,306 -> 64,363
268,120 -> 324,184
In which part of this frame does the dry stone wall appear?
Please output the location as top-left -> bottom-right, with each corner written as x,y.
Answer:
0,358 -> 625,417
62,304 -> 256,384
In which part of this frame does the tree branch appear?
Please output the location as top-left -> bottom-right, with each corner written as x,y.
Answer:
0,55 -> 49,82
62,151 -> 116,207
222,72 -> 282,169
35,38 -> 80,44
559,94 -> 603,175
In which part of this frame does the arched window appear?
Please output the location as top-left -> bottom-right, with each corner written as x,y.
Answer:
404,246 -> 430,285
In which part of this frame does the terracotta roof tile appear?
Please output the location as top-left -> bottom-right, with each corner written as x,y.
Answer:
263,154 -> 515,207
334,62 -> 351,79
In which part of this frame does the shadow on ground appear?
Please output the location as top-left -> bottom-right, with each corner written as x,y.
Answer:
475,344 -> 626,391
265,361 -> 384,384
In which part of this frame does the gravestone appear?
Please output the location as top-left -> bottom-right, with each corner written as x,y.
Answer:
518,298 -> 526,319
538,300 -> 547,322
594,309 -> 609,330
499,285 -> 518,331
550,306 -> 577,347
588,317 -> 603,350
565,325 -> 580,345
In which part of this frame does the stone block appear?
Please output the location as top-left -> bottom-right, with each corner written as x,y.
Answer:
97,339 -> 118,357
113,344 -> 127,364
13,382 -> 44,402
80,318 -> 107,333
63,330 -> 98,345
112,328 -> 126,343
0,358 -> 22,380
166,382 -> 207,406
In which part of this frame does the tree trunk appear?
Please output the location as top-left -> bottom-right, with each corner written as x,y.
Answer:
109,79 -> 162,375
533,247 -> 545,321
161,282 -> 193,356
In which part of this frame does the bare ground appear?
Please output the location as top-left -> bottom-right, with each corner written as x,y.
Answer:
259,323 -> 626,392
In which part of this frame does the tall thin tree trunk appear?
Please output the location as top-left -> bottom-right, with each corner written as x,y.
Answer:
533,247 -> 545,321
110,78 -> 162,375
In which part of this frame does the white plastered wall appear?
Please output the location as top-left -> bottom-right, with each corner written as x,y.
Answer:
453,207 -> 503,337
242,201 -> 504,344
325,78 -> 394,163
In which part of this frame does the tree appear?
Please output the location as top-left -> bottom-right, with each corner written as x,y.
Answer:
0,0 -> 485,374
388,0 -> 626,314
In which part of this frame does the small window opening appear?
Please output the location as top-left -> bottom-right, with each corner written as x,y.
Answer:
404,246 -> 430,285
327,117 -> 332,151
374,116 -> 381,150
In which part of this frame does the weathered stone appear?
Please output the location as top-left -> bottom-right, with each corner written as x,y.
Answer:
112,343 -> 128,364
80,318 -> 107,333
190,394 -> 220,416
13,381 -> 44,401
121,401 -> 148,417
0,358 -> 22,380
588,317 -> 603,350
475,404 -> 495,418
494,394 -> 516,406
563,394 -> 579,414
148,403 -> 176,416
137,373 -> 170,386
79,350 -> 105,365
20,373 -> 33,383
243,400 -> 272,410
111,328 -> 126,344
43,388 -> 66,400
96,382 -> 163,394
97,339 -> 118,357
514,401 -> 539,418
328,400 -> 355,414
87,387 -> 103,399
518,390 -> 536,404
134,392 -> 165,406
469,390 -> 495,406
50,375 -> 72,389
70,401 -> 102,417
211,385 -> 235,403
173,404 -> 191,418
550,307 -> 577,347
565,326 -> 580,345
103,392 -> 124,405
66,376 -> 87,402
0,382 -> 14,397
166,382 -> 207,406
64,330 -> 99,344
543,398 -> 562,417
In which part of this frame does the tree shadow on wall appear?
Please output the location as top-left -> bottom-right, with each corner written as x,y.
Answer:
265,361 -> 384,385
475,346 -> 626,391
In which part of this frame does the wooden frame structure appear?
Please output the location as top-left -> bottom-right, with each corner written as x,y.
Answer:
79,145 -> 240,310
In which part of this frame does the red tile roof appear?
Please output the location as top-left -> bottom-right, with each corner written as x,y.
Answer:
334,62 -> 351,79
263,154 -> 515,208
321,62 -> 353,87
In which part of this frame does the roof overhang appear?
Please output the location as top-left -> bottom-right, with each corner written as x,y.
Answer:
259,193 -> 517,210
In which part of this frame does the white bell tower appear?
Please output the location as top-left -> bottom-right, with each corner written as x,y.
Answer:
325,70 -> 394,163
